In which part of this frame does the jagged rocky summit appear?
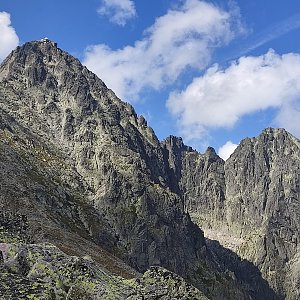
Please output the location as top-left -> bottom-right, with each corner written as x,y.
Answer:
0,40 -> 298,299
162,128 -> 300,299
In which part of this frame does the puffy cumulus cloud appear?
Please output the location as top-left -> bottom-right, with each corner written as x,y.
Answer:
0,12 -> 19,62
98,0 -> 136,26
85,0 -> 243,101
167,49 -> 300,142
218,141 -> 238,160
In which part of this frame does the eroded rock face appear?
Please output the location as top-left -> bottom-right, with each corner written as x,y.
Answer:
0,41 -> 206,277
1,40 -> 297,299
162,136 -> 226,226
224,128 -> 300,298
163,129 -> 300,299
0,41 -> 253,299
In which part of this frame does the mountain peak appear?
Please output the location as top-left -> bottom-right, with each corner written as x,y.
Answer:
0,39 -> 82,87
2,39 -> 59,65
23,38 -> 58,50
0,40 -> 141,145
260,127 -> 288,137
254,127 -> 300,150
0,39 -> 87,77
204,146 -> 218,158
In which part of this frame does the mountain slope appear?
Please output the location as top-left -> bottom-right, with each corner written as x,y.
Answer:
0,40 -> 202,274
0,40 -> 255,299
225,128 -> 300,298
163,129 -> 300,299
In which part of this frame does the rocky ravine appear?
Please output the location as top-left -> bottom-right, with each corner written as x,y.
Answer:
162,129 -> 300,299
0,40 -> 267,299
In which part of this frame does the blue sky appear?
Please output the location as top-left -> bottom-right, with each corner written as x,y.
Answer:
1,0 -> 300,159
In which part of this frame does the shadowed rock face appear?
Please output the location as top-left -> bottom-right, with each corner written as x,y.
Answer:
163,129 -> 300,299
225,128 -> 300,298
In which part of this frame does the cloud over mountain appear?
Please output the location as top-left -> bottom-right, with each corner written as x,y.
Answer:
85,0 -> 243,101
167,49 -> 300,142
98,0 -> 136,26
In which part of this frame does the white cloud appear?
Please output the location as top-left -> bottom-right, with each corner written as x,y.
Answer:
275,103 -> 300,137
167,49 -> 300,142
85,0 -> 243,101
98,0 -> 136,26
0,12 -> 19,62
218,141 -> 238,160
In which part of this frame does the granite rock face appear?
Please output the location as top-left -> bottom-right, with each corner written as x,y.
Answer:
1,40 -> 298,299
162,136 -> 226,225
225,128 -> 300,298
163,129 -> 300,299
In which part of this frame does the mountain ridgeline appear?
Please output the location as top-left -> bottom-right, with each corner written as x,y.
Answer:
162,129 -> 300,299
0,40 -> 298,299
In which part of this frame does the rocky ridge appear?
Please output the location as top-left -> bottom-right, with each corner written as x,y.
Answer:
162,129 -> 300,299
0,241 -> 209,299
1,40 -> 298,299
0,40 -> 203,276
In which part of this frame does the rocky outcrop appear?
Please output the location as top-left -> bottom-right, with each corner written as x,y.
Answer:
128,266 -> 209,300
224,128 -> 300,298
0,241 -> 211,299
163,129 -> 300,299
162,136 -> 226,226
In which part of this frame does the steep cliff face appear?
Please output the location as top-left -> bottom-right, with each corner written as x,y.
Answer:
162,136 -> 226,226
163,129 -> 300,299
225,128 -> 300,298
1,40 -> 297,299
